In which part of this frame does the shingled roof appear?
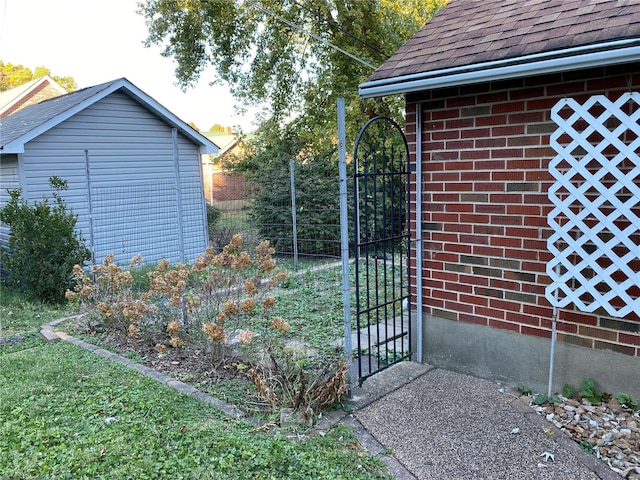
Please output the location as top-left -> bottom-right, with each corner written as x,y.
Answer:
0,78 -> 218,154
360,0 -> 640,97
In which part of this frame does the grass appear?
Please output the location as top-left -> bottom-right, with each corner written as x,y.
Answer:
0,286 -> 75,338
0,283 -> 393,479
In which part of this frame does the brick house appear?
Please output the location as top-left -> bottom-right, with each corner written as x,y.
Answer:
359,0 -> 640,395
0,75 -> 66,118
201,129 -> 253,209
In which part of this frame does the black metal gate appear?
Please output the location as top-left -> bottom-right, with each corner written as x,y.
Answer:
353,116 -> 412,385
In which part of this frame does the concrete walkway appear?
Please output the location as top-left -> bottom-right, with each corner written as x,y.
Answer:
345,362 -> 619,480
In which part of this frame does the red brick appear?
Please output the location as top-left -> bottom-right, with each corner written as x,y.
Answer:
492,125 -> 525,136
521,326 -> 552,339
476,114 -> 507,126
509,111 -> 544,124
446,118 -> 474,129
489,319 -> 520,333
505,311 -> 541,327
619,333 -> 640,346
475,306 -> 505,320
560,310 -> 598,326
459,313 -> 489,326
476,138 -> 506,148
492,100 -> 525,114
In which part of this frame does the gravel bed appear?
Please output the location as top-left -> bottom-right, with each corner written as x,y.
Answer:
534,397 -> 640,479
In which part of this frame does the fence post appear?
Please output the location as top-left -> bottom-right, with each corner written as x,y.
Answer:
289,158 -> 299,272
337,98 -> 353,396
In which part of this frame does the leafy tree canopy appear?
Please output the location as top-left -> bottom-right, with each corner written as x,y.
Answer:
139,0 -> 447,158
0,61 -> 77,92
209,123 -> 227,132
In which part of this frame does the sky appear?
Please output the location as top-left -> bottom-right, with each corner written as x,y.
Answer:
0,0 -> 257,132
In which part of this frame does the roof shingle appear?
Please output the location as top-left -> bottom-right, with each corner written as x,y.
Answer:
367,0 -> 640,83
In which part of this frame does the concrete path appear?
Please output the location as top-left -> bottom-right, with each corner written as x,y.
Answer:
346,362 -> 619,480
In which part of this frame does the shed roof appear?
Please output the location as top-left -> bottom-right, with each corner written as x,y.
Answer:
360,0 -> 640,97
0,78 -> 219,154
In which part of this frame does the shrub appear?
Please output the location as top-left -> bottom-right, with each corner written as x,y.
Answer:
0,177 -> 90,303
250,154 -> 346,256
206,203 -> 222,226
68,235 -> 349,421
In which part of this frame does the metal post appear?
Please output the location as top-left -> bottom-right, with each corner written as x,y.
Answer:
337,98 -> 353,396
289,158 -> 299,272
415,105 -> 424,363
548,263 -> 561,397
83,150 -> 97,269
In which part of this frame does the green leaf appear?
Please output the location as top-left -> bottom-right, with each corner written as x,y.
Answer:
532,394 -> 548,405
562,383 -> 572,398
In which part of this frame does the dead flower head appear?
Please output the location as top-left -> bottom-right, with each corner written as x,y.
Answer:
262,297 -> 276,312
244,279 -> 259,296
238,329 -> 257,345
155,343 -> 167,354
157,258 -> 170,272
271,317 -> 290,334
129,254 -> 143,268
127,324 -> 140,339
166,321 -> 181,336
169,336 -> 184,348
240,298 -> 256,313
223,300 -> 238,317
203,322 -> 226,343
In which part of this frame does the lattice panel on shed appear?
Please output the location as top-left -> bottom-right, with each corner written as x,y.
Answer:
546,93 -> 640,318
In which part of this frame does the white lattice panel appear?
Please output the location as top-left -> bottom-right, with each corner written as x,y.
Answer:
546,93 -> 640,318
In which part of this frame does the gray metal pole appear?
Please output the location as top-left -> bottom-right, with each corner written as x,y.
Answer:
172,128 -> 185,264
415,106 -> 424,363
83,150 -> 97,268
337,98 -> 353,395
289,158 -> 299,272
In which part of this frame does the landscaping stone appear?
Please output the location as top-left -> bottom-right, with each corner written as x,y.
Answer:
534,397 -> 640,479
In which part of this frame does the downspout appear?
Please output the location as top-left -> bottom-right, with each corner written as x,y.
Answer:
415,104 -> 423,363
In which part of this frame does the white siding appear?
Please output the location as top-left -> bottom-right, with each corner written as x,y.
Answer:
19,92 -> 208,266
0,154 -> 20,247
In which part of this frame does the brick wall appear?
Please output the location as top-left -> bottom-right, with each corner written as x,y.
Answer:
202,162 -> 253,205
1,81 -> 63,118
406,62 -> 640,358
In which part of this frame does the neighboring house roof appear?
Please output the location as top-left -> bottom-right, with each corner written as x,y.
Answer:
0,77 -> 219,154
0,75 -> 67,117
201,132 -> 239,157
360,0 -> 640,97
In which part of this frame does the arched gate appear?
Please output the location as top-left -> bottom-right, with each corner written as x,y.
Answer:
352,116 -> 412,385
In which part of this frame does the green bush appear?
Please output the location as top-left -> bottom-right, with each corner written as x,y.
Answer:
250,154 -> 348,255
206,203 -> 222,226
0,177 -> 90,303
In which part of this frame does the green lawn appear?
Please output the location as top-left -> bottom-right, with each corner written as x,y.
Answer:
0,286 -> 391,479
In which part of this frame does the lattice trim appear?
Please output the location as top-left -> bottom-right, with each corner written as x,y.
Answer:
546,93 -> 640,318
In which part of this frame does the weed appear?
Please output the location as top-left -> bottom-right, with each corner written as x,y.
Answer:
579,378 -> 603,405
615,392 -> 638,411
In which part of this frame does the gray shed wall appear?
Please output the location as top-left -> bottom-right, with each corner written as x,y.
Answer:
13,91 -> 207,265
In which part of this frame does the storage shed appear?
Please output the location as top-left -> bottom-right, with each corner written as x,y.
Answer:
359,0 -> 640,395
0,78 -> 218,266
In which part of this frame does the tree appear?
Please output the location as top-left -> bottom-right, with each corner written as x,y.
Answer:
209,124 -> 226,133
139,1 -> 448,254
138,0 -> 448,151
0,61 -> 76,92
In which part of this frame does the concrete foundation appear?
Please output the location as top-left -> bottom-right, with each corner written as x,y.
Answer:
413,314 -> 640,398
